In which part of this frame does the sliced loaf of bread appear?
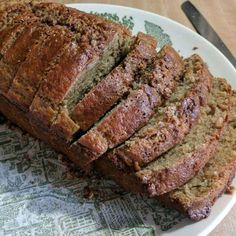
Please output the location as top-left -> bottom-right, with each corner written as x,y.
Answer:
159,92 -> 236,220
96,78 -> 232,196
0,1 -> 132,171
1,1 -> 132,132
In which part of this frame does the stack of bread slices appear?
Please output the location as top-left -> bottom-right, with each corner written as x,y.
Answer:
0,0 -> 235,221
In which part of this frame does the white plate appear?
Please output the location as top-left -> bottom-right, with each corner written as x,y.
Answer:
0,3 -> 235,236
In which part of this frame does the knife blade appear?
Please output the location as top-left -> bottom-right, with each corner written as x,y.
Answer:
181,1 -> 236,68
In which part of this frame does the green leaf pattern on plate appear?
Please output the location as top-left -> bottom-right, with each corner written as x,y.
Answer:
144,21 -> 172,49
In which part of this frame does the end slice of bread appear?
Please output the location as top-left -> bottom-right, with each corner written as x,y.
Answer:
158,92 -> 236,220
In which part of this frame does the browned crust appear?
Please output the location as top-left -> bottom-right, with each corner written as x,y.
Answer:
71,33 -> 157,131
31,1 -> 131,37
31,2 -> 132,66
0,2 -> 37,27
0,24 -> 30,93
3,23 -> 45,99
106,54 -> 213,172
1,1 -> 131,38
3,23 -> 42,66
3,24 -> 44,93
6,25 -> 73,111
0,1 -> 46,12
0,25 -> 24,52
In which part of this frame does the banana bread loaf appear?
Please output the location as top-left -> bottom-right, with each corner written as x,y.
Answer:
0,1 -> 132,170
0,2 -> 236,223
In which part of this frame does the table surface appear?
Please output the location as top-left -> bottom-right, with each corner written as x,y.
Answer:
2,0 -> 235,235
58,1 -> 236,235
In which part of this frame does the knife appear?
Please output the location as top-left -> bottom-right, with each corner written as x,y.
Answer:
181,1 -> 236,68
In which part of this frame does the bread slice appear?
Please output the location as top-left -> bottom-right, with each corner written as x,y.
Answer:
103,54 -> 213,172
159,92 -> 236,220
73,45 -> 184,167
95,78 -> 232,196
6,25 -> 73,111
28,2 -> 132,131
